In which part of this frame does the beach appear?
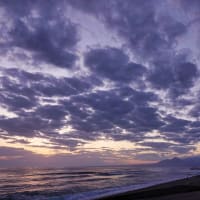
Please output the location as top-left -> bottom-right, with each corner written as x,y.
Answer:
97,175 -> 200,200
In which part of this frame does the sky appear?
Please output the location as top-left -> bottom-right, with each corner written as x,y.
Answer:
0,0 -> 200,168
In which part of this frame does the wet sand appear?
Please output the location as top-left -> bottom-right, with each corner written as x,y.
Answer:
97,175 -> 200,200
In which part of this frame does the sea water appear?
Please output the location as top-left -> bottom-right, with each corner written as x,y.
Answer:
0,165 -> 199,200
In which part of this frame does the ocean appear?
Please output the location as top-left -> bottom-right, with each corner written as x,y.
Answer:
0,165 -> 199,200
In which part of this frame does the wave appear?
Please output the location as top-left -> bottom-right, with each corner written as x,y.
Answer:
1,166 -> 199,200
54,174 -> 198,200
3,174 -> 195,200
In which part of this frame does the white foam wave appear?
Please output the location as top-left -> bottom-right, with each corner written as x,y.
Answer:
48,173 -> 198,200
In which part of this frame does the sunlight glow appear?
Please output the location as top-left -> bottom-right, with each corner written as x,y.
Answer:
0,107 -> 18,118
0,138 -> 69,156
81,139 -> 144,152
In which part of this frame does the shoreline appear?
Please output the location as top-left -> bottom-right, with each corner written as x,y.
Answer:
95,174 -> 200,200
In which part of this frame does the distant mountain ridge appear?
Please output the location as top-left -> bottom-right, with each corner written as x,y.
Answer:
156,156 -> 200,167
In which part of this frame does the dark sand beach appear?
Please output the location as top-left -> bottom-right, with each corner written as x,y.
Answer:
97,175 -> 200,200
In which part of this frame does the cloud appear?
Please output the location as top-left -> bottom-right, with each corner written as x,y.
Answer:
36,105 -> 67,120
1,67 -> 93,100
1,66 -> 162,145
63,87 -> 162,142
69,0 -> 187,60
0,68 -> 96,140
0,93 -> 36,111
0,116 -> 48,137
0,63 -> 199,156
180,0 -> 200,13
148,61 -> 198,97
85,47 -> 146,82
0,0 -> 79,68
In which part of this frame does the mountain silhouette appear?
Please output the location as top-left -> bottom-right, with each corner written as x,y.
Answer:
156,156 -> 200,167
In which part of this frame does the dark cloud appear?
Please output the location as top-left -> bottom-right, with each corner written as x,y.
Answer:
190,105 -> 200,118
0,116 -> 48,137
1,68 -> 93,100
140,141 -> 194,155
69,0 -> 187,60
0,94 -> 36,111
0,0 -> 79,68
140,142 -> 171,150
0,68 -> 96,142
62,88 -> 162,141
180,0 -> 200,13
85,47 -> 146,82
171,146 -> 195,154
36,105 -> 66,120
50,138 -> 85,150
162,115 -> 190,134
174,62 -> 198,88
0,73 -> 163,144
147,61 -> 198,98
69,0 -> 198,99
147,66 -> 174,89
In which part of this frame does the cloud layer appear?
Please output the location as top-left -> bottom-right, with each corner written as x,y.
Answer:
0,0 -> 199,165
